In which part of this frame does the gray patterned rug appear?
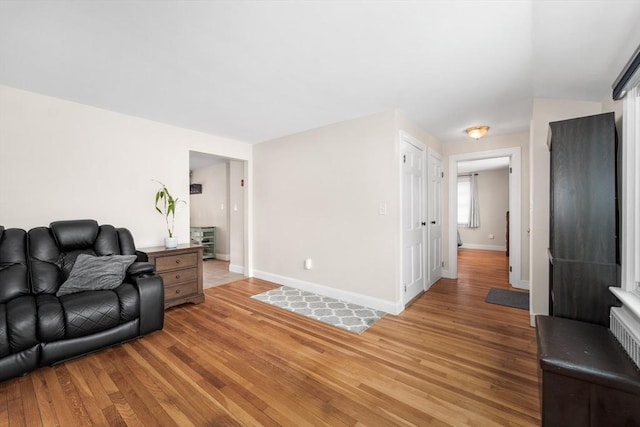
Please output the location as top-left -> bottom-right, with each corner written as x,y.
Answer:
251,286 -> 386,334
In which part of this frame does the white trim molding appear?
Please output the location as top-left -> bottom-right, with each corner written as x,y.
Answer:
613,82 -> 640,354
610,287 -> 640,321
253,270 -> 404,315
621,85 -> 640,292
229,264 -> 245,274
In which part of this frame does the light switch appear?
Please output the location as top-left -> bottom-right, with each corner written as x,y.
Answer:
379,203 -> 387,216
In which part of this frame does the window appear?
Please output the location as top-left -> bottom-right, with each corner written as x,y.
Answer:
621,84 -> 640,295
611,50 -> 640,365
457,176 -> 471,225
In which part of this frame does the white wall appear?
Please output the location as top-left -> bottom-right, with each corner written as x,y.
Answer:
0,85 -> 252,249
529,98 -> 603,325
190,162 -> 230,258
253,111 -> 398,310
458,169 -> 509,250
253,111 -> 439,313
395,113 -> 442,153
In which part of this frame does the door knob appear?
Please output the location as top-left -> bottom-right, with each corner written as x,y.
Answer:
430,221 -> 436,224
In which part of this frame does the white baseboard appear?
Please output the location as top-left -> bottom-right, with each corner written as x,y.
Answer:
530,314 -> 536,327
441,269 -> 455,279
229,264 -> 245,274
512,279 -> 529,290
460,243 -> 506,251
252,270 -> 404,315
215,253 -> 230,261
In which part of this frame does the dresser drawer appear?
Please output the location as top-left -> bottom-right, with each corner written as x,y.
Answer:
155,252 -> 198,272
165,282 -> 198,302
139,244 -> 205,309
160,267 -> 198,286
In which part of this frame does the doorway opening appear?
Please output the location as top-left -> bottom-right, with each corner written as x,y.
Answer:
447,147 -> 524,289
189,151 -> 248,288
455,157 -> 510,286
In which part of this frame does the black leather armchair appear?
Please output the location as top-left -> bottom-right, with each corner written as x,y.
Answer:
0,220 -> 164,382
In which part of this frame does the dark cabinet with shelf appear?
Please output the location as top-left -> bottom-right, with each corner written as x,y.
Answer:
548,112 -> 620,327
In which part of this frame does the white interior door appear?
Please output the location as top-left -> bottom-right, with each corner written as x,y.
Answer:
428,151 -> 443,286
401,137 -> 426,304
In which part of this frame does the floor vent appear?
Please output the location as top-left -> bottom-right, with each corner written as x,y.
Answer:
610,307 -> 640,370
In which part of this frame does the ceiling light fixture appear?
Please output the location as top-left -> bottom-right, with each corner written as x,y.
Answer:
465,126 -> 490,140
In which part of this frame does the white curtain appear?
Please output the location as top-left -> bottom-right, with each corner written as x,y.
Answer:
468,174 -> 480,228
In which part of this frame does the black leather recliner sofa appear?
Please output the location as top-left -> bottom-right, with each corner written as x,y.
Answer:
0,219 -> 164,382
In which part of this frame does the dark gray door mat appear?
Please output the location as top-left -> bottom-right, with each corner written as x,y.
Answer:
485,288 -> 529,310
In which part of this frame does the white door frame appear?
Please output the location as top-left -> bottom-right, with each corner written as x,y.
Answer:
447,147 -> 525,289
400,131 -> 427,304
427,147 -> 443,287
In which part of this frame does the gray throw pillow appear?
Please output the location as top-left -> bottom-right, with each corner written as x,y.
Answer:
56,253 -> 137,297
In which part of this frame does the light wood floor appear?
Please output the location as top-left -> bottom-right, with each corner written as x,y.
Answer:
0,249 -> 539,426
203,259 -> 246,288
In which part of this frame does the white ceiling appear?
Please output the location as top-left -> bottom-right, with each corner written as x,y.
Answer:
1,1 -> 639,144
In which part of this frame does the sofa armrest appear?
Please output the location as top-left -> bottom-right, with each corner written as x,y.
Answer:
130,274 -> 164,335
126,261 -> 155,277
135,250 -> 149,262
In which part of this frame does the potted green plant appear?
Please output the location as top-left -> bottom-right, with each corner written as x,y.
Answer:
153,180 -> 186,248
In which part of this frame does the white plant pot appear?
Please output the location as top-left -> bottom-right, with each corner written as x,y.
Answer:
164,237 -> 178,249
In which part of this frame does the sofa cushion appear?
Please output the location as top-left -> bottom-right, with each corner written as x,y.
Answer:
114,282 -> 140,323
56,254 -> 136,297
61,290 -> 120,339
7,296 -> 38,353
94,225 -> 122,256
36,294 -> 65,342
50,220 -> 99,251
0,304 -> 8,358
0,228 -> 29,304
29,227 -> 65,295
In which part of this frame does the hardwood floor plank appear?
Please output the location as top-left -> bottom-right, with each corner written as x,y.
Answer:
0,248 -> 539,425
54,364 -> 93,426
0,384 -> 7,426
18,377 -> 42,426
102,348 -> 179,427
5,377 -> 26,427
64,361 -> 112,425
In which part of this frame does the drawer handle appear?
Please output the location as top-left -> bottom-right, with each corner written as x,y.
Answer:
175,289 -> 181,294
175,259 -> 181,264
175,274 -> 180,280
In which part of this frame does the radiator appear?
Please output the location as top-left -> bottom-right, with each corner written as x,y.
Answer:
610,307 -> 640,369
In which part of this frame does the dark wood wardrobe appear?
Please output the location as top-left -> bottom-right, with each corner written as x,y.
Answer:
548,112 -> 620,327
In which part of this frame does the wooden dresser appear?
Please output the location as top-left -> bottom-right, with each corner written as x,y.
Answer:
140,244 -> 205,309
